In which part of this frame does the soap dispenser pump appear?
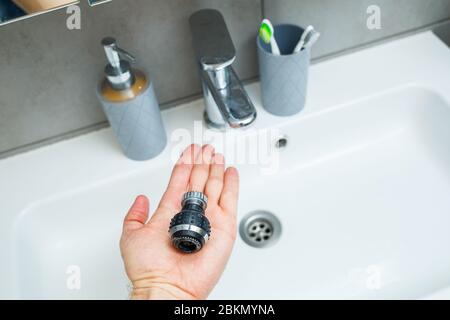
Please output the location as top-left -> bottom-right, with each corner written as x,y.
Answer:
96,37 -> 167,161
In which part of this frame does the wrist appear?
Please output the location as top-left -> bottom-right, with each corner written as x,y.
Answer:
130,274 -> 197,300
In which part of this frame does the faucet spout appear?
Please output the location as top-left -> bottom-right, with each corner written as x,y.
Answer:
190,9 -> 257,129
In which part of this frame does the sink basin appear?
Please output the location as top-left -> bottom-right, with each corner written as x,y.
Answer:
2,32 -> 450,299
213,86 -> 450,299
14,85 -> 450,299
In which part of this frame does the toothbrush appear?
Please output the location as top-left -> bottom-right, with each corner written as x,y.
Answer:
301,30 -> 320,51
293,25 -> 320,53
259,19 -> 281,55
293,25 -> 314,53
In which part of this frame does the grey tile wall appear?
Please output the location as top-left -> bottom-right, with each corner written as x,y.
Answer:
0,0 -> 449,157
0,0 -> 261,156
263,0 -> 450,59
434,20 -> 450,46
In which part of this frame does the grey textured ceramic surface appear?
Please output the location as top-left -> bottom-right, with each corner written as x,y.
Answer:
258,24 -> 310,117
97,81 -> 167,161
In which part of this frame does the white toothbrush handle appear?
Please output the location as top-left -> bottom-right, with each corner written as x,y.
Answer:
270,37 -> 281,55
293,25 -> 314,53
293,39 -> 305,53
302,32 -> 320,51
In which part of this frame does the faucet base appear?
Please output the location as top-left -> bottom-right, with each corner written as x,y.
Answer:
203,111 -> 227,131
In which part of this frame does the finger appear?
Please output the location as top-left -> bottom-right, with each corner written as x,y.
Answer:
219,167 -> 239,215
154,144 -> 201,219
188,144 -> 215,192
205,153 -> 225,205
123,195 -> 149,233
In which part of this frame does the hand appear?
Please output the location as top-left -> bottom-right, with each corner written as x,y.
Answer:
13,0 -> 74,13
120,144 -> 239,300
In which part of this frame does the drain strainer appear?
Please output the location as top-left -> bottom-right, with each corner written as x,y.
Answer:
239,211 -> 282,248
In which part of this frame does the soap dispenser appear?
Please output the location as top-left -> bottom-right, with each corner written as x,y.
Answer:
96,37 -> 167,161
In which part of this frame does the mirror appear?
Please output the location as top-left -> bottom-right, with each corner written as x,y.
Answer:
0,0 -> 111,26
87,0 -> 111,6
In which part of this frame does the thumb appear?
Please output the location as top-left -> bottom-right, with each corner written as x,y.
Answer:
123,195 -> 149,233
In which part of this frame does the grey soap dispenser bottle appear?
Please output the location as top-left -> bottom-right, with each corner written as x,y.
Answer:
96,37 -> 167,161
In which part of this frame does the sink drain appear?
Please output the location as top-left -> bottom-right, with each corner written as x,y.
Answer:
239,211 -> 282,248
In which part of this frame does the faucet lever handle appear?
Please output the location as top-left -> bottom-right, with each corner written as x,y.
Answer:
189,9 -> 236,70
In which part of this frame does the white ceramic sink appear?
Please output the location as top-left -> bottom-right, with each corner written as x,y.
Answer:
1,32 -> 450,299
213,86 -> 450,299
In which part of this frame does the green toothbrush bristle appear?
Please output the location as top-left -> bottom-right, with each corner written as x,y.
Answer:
259,23 -> 272,44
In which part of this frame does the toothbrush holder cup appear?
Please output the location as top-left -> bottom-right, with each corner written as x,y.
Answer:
257,24 -> 311,117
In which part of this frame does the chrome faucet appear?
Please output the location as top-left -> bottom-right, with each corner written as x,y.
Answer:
189,9 -> 257,129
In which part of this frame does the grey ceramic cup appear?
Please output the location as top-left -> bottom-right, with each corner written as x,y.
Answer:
257,24 -> 310,116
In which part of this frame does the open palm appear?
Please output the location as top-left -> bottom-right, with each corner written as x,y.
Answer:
120,144 -> 239,300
